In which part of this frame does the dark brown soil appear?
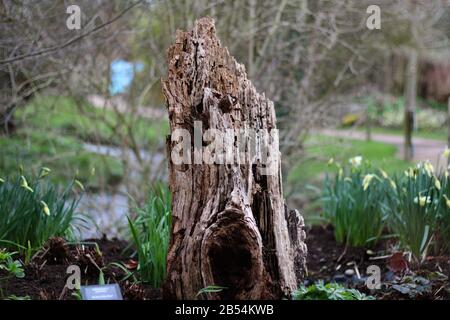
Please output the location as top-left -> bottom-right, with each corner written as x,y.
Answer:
0,237 -> 161,300
1,227 -> 448,300
305,224 -> 450,300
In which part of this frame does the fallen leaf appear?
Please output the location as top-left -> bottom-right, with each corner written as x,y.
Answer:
387,252 -> 408,273
125,259 -> 138,270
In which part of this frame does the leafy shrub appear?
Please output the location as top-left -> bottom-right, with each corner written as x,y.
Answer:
0,169 -> 85,251
0,250 -> 25,298
390,275 -> 432,298
292,281 -> 375,300
127,183 -> 171,287
385,162 -> 444,259
377,96 -> 446,130
322,158 -> 386,247
0,250 -> 25,279
341,113 -> 361,127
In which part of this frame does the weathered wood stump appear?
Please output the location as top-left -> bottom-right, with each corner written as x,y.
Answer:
162,17 -> 307,300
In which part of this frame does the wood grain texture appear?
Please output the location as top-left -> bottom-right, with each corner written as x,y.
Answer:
162,17 -> 306,300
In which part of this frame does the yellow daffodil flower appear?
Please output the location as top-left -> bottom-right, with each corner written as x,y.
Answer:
380,169 -> 388,179
39,167 -> 51,178
414,196 -> 431,207
389,179 -> 397,190
40,201 -> 50,216
74,179 -> 85,191
20,176 -> 33,193
434,178 -> 441,191
362,174 -> 374,191
422,161 -> 434,177
349,156 -> 363,168
443,146 -> 450,158
444,195 -> 450,208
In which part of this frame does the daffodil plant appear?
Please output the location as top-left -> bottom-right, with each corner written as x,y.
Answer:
0,168 -> 86,252
438,176 -> 450,252
323,158 -> 386,247
385,161 -> 445,260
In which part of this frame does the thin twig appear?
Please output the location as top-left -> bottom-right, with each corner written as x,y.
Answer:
0,0 -> 145,66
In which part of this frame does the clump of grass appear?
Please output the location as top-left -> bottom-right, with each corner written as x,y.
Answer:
0,168 -> 86,252
0,250 -> 25,298
127,183 -> 171,288
0,131 -> 124,190
322,157 -> 386,247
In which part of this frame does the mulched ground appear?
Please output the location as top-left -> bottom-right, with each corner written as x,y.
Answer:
305,224 -> 450,300
1,226 -> 448,300
0,237 -> 161,300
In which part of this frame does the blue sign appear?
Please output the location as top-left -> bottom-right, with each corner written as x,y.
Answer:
109,59 -> 144,96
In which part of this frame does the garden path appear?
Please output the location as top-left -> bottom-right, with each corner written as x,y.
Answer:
320,128 -> 448,170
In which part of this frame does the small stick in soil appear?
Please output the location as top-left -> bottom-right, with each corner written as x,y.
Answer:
337,243 -> 348,263
58,286 -> 68,300
354,265 -> 361,279
369,254 -> 392,260
434,285 -> 444,297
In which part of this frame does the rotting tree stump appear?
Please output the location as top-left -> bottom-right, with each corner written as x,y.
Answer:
162,17 -> 307,300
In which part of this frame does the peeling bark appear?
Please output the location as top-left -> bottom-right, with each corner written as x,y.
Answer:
162,17 -> 307,300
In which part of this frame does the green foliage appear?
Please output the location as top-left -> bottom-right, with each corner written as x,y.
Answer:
438,178 -> 450,252
0,131 -> 124,191
0,250 -> 25,298
377,96 -> 446,130
288,135 -> 411,185
17,95 -> 168,147
0,250 -> 25,279
0,170 -> 86,251
196,285 -> 228,297
341,113 -> 361,127
390,275 -> 432,298
385,162 -> 444,259
322,159 -> 386,247
292,281 -> 375,300
127,183 -> 171,287
322,155 -> 449,259
4,295 -> 31,300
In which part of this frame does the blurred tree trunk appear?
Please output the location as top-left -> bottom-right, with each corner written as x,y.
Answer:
248,0 -> 256,79
162,17 -> 307,300
365,106 -> 372,142
404,50 -> 418,161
